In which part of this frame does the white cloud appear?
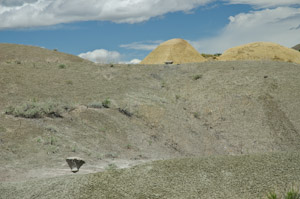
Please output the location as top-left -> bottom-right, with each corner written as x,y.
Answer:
118,59 -> 142,64
127,59 -> 141,64
193,7 -> 300,54
78,49 -> 121,63
225,0 -> 300,8
0,0 -> 37,7
120,40 -> 163,51
0,0 -> 213,29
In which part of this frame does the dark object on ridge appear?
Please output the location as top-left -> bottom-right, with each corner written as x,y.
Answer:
292,44 -> 300,51
66,157 -> 85,173
165,61 -> 173,65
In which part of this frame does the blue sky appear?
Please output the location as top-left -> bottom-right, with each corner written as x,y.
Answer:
0,0 -> 300,63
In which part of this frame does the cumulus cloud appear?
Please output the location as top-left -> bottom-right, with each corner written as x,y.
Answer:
225,0 -> 300,8
119,59 -> 142,64
0,0 -> 213,29
120,40 -> 163,51
127,59 -> 141,64
0,0 -> 37,7
192,7 -> 300,54
78,49 -> 121,63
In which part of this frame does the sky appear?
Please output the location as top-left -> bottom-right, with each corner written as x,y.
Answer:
0,0 -> 300,64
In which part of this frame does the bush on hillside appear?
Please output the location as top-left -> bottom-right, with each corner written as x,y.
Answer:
102,98 -> 111,108
5,101 -> 74,118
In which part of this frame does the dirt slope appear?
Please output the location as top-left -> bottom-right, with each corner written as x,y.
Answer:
140,39 -> 206,64
0,43 -> 86,63
1,47 -> 300,198
218,42 -> 300,64
292,44 -> 300,51
1,59 -> 300,183
1,152 -> 300,199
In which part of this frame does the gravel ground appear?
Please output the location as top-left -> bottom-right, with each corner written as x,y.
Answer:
1,152 -> 300,199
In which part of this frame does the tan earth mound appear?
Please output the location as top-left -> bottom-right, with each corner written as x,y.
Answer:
0,43 -> 86,63
140,38 -> 206,64
218,42 -> 300,64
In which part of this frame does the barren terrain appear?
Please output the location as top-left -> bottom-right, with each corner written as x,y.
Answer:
1,44 -> 300,198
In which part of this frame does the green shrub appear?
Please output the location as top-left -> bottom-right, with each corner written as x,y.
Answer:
193,112 -> 200,119
5,101 -> 74,118
285,188 -> 300,199
58,64 -> 66,69
266,187 -> 300,199
102,98 -> 111,108
72,145 -> 77,153
267,192 -> 278,199
50,136 -> 56,145
193,74 -> 202,80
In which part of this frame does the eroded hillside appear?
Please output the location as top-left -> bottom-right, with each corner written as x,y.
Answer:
1,51 -> 300,198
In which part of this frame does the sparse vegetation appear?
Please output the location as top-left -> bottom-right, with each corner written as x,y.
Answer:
201,53 -> 221,60
1,43 -> 300,199
102,98 -> 111,108
87,102 -> 103,109
66,80 -> 73,85
5,101 -> 74,118
106,163 -> 117,170
58,64 -> 66,69
193,112 -> 200,119
0,126 -> 6,132
266,187 -> 300,199
45,125 -> 58,133
118,107 -> 133,117
50,136 -> 56,145
193,74 -> 202,80
72,145 -> 77,153
105,153 -> 118,159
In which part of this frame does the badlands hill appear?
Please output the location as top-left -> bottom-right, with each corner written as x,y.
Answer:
0,43 -> 86,63
140,39 -> 206,64
292,44 -> 300,51
218,42 -> 300,64
1,43 -> 300,198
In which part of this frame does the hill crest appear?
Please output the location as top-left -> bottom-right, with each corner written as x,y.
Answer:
218,42 -> 300,64
140,38 -> 206,64
0,43 -> 86,63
